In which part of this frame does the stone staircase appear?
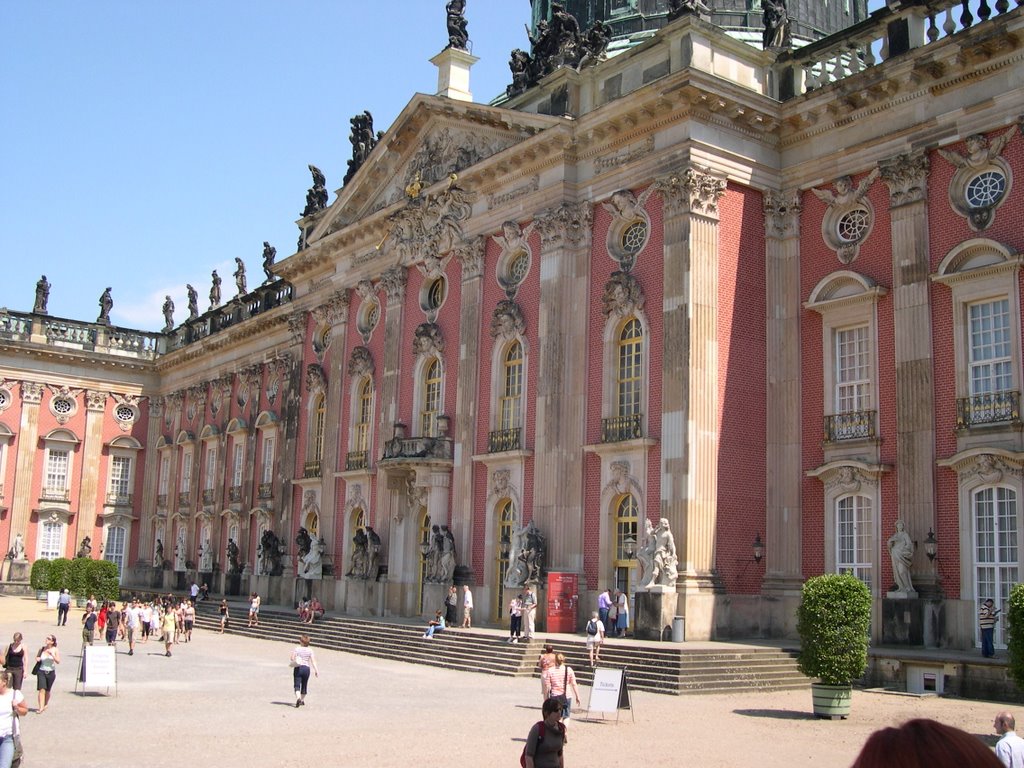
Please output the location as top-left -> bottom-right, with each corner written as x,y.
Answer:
192,602 -> 808,696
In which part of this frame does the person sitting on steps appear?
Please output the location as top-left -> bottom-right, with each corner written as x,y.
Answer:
422,610 -> 445,639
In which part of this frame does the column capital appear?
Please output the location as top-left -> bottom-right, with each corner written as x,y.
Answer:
655,166 -> 726,220
536,202 -> 593,249
20,382 -> 43,404
454,236 -> 485,282
312,290 -> 350,328
85,390 -> 109,412
879,150 -> 930,208
763,189 -> 803,240
379,265 -> 407,306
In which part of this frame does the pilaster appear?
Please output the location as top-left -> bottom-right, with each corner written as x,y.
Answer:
315,290 -> 350,558
879,150 -> 937,593
375,267 -> 407,551
76,390 -> 109,547
654,166 -> 726,639
533,202 -> 592,572
10,382 -> 43,550
762,190 -> 804,596
452,238 -> 485,573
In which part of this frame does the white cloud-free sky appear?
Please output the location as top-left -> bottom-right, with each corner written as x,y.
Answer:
0,1 -> 885,331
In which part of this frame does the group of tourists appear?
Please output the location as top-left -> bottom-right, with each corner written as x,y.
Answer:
79,594 -> 196,657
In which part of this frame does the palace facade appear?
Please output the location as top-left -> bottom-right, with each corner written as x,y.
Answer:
2,2 -> 1024,650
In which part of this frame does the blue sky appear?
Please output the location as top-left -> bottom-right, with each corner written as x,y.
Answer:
1,1 -> 884,331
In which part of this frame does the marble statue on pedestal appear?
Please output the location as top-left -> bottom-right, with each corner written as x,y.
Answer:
154,539 -> 164,568
226,538 -> 240,575
887,520 -> 916,596
11,534 -> 25,561
33,276 -> 50,314
347,529 -> 369,578
77,536 -> 92,559
298,536 -> 324,580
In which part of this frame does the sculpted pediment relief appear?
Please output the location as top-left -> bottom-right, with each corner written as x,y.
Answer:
308,96 -> 554,244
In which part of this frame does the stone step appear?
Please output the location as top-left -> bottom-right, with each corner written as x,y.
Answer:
192,606 -> 808,696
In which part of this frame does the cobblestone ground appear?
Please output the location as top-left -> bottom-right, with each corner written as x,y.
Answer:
0,596 -> 1012,767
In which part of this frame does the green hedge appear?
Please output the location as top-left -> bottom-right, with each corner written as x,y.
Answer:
85,560 -> 120,601
797,573 -> 872,686
29,559 -> 50,591
67,557 -> 90,596
1007,584 -> 1024,688
47,558 -> 71,591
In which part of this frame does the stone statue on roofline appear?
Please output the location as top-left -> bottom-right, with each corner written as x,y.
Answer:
762,0 -> 791,50
33,275 -> 50,314
445,0 -> 469,51
97,287 -> 113,324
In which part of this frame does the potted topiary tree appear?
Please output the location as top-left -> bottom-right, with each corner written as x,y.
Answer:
68,556 -> 90,607
797,573 -> 872,719
29,559 -> 51,600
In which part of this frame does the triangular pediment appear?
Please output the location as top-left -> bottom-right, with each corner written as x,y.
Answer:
307,94 -> 562,244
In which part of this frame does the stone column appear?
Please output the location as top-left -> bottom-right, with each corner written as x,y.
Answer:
879,151 -> 936,593
452,238 -> 485,577
655,167 -> 726,640
76,390 -> 109,546
376,266 -> 407,607
314,291 -> 350,562
534,203 -> 593,573
10,381 -> 43,549
138,397 -> 164,566
762,190 -> 804,600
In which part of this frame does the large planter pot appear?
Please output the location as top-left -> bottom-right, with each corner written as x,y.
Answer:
75,596 -> 87,608
811,683 -> 852,720
35,590 -> 46,601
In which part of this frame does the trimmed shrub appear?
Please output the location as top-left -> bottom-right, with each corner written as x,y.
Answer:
85,559 -> 120,601
67,557 -> 91,597
797,573 -> 872,686
47,558 -> 71,591
1006,583 -> 1024,688
29,559 -> 50,591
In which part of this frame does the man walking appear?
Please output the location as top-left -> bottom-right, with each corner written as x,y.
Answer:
56,588 -> 71,626
995,711 -> 1024,767
82,605 -> 97,646
597,587 -> 612,632
980,598 -> 1000,658
461,585 -> 473,628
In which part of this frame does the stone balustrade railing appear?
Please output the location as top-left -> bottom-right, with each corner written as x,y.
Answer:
167,279 -> 293,351
0,309 -> 163,360
778,0 -> 1022,99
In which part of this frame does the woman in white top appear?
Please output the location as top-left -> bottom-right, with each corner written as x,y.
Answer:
0,670 -> 27,768
290,635 -> 319,708
34,634 -> 60,714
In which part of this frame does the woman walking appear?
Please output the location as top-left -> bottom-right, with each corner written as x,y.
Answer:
289,635 -> 319,708
1,634 -> 25,692
614,589 -> 629,637
523,697 -> 567,768
34,634 -> 59,714
219,599 -> 230,633
248,593 -> 261,628
0,670 -> 28,768
541,653 -> 580,721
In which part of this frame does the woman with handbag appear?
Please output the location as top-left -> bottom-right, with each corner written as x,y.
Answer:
289,635 -> 319,708
33,634 -> 59,714
1,634 -> 25,692
541,653 -> 580,721
0,670 -> 27,768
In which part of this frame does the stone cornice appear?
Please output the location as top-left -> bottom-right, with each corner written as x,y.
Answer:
154,309 -> 292,372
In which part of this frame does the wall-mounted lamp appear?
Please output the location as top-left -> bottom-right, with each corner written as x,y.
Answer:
623,535 -> 636,559
924,529 -> 938,562
499,532 -> 511,558
753,533 -> 764,564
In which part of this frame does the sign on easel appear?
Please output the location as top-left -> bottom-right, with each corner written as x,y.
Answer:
588,667 -> 633,722
77,646 -> 117,695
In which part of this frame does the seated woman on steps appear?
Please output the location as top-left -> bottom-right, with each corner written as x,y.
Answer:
422,610 -> 445,638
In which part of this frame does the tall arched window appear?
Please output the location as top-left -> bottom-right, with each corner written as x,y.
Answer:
975,486 -> 1018,648
614,494 -> 639,594
617,318 -> 643,418
352,508 -> 365,534
495,499 -> 515,622
421,359 -> 442,437
499,341 -> 523,431
354,379 -> 373,454
836,495 -> 873,590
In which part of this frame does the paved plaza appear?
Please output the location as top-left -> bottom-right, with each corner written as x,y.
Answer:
0,595 -> 1015,767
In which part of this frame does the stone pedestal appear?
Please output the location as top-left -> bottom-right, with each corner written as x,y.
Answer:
882,598 -> 946,647
633,590 -> 679,641
421,582 -> 449,620
225,573 -> 242,596
344,578 -> 384,617
7,560 -> 29,584
430,47 -> 479,102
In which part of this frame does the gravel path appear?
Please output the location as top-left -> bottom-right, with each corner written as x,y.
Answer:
0,596 -> 1011,767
